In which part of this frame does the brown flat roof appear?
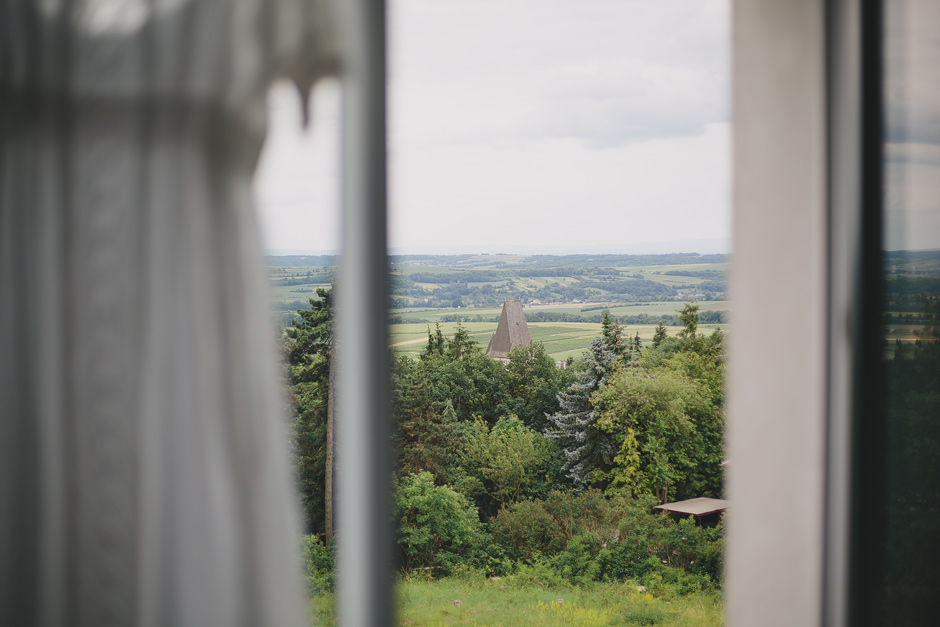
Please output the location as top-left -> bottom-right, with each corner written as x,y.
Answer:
654,497 -> 730,516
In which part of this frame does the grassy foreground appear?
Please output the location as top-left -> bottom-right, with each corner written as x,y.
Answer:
309,576 -> 724,626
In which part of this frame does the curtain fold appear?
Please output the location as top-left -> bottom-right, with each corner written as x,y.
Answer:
0,2 -> 338,625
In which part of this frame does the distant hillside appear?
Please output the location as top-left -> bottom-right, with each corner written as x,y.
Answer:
266,253 -> 730,326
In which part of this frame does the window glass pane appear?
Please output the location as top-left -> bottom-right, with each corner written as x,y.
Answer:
882,0 -> 940,621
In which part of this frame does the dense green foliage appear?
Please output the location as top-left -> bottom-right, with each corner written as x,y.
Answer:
883,339 -> 940,621
288,295 -> 727,599
302,534 -> 335,594
454,417 -> 562,518
395,472 -> 485,574
284,287 -> 333,535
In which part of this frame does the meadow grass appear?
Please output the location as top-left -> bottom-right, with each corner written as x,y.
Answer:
309,577 -> 724,626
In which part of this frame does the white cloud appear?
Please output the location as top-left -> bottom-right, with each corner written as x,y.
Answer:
883,0 -> 940,251
389,0 -> 728,149
254,0 -> 731,254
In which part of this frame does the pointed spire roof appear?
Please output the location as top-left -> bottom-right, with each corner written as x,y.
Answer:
486,300 -> 532,359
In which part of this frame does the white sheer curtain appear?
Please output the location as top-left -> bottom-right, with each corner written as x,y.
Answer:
0,2 -> 337,625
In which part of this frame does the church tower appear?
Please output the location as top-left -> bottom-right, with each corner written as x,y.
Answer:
485,300 -> 532,361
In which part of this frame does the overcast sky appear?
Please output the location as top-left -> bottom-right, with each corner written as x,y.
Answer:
253,0 -> 732,255
883,0 -> 940,251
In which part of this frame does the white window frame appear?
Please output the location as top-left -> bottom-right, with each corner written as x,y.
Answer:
334,2 -> 886,625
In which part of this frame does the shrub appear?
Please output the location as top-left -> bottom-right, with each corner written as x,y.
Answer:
490,490 -> 626,564
489,499 -> 566,561
650,515 -> 724,587
303,534 -> 335,594
542,490 -> 617,539
506,559 -> 569,589
554,532 -> 608,582
489,491 -> 726,589
395,471 -> 484,575
598,500 -> 672,581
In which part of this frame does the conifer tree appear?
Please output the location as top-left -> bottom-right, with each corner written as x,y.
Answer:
678,301 -> 700,339
285,287 -> 334,536
601,310 -> 628,361
423,321 -> 446,358
652,321 -> 668,348
545,337 -> 618,489
446,322 -> 473,360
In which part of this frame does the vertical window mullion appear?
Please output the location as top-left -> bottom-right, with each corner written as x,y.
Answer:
334,1 -> 394,626
824,0 -> 885,625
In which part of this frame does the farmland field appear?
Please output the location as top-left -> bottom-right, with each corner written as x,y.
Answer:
268,253 -> 731,356
390,318 -> 726,362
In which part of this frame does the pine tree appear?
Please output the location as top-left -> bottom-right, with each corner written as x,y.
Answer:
423,321 -> 446,358
285,287 -> 334,536
678,301 -> 700,339
601,310 -> 628,360
545,337 -> 618,489
446,322 -> 474,360
652,321 -> 668,348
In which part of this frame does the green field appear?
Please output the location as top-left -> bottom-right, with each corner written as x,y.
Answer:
390,301 -> 730,323
391,322 -> 497,354
269,254 -> 731,346
269,284 -> 332,302
269,254 -> 728,309
390,318 -> 726,362
310,577 -> 724,626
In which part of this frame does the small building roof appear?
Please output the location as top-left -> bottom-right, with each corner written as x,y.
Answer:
654,497 -> 729,517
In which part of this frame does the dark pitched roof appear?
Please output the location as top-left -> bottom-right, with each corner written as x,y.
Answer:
486,300 -> 532,359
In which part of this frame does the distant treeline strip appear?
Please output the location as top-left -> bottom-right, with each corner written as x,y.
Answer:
404,268 -> 622,284
269,272 -> 334,286
387,310 -> 728,326
523,310 -> 728,325
885,276 -> 940,297
267,252 -> 729,268
267,255 -> 337,267
661,269 -> 726,279
507,253 -> 728,267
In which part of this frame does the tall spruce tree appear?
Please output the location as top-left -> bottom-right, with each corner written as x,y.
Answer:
601,310 -> 628,361
545,336 -> 619,489
285,287 -> 334,536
